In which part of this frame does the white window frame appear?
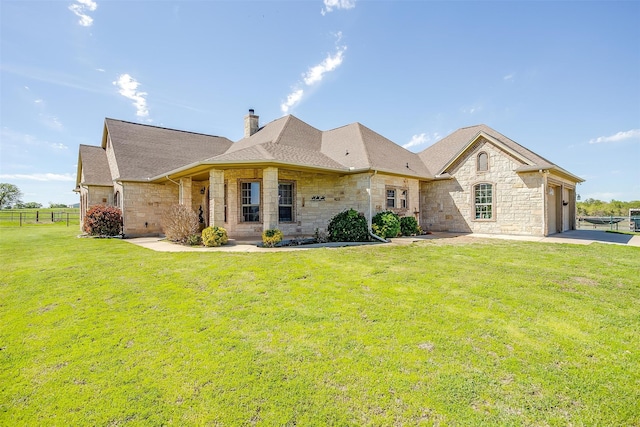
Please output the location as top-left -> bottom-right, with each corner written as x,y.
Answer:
240,180 -> 261,222
474,183 -> 494,220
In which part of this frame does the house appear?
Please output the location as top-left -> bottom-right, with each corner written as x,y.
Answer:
75,110 -> 583,239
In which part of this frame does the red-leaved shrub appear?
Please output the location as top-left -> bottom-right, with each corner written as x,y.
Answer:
83,205 -> 123,236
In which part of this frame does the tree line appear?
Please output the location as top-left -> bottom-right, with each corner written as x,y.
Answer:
0,183 -> 70,209
577,199 -> 640,217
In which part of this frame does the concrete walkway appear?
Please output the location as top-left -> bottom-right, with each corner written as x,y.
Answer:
125,229 -> 640,252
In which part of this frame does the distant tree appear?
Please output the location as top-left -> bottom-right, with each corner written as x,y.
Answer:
23,202 -> 43,209
0,183 -> 23,209
49,203 -> 69,208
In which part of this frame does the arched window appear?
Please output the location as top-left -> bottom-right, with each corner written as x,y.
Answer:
477,152 -> 488,172
114,191 -> 120,207
474,183 -> 493,219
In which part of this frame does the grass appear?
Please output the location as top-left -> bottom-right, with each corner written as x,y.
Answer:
1,227 -> 639,426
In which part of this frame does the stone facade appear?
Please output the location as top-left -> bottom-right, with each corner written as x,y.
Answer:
121,182 -> 178,237
172,168 -> 424,239
420,138 -> 546,235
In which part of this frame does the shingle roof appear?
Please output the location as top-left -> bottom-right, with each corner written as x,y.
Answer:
207,116 -> 433,178
105,118 -> 233,181
419,124 -> 556,174
78,145 -> 112,186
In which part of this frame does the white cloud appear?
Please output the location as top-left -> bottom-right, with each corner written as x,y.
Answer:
96,68 -> 105,72
0,128 -> 67,150
503,73 -> 515,81
69,0 -> 98,27
321,0 -> 356,15
281,36 -> 347,114
588,129 -> 640,144
402,132 -> 442,150
113,74 -> 150,118
303,47 -> 346,85
0,173 -> 75,182
280,89 -> 304,115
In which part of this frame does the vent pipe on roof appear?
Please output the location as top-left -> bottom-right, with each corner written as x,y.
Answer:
244,109 -> 259,138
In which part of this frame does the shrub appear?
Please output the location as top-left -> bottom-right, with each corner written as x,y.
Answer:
372,211 -> 401,238
400,216 -> 420,236
327,209 -> 369,242
314,228 -> 329,243
83,205 -> 122,236
202,226 -> 228,247
186,234 -> 202,246
162,204 -> 199,244
262,229 -> 284,247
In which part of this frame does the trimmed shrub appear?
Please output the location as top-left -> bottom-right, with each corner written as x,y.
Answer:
262,229 -> 284,247
372,211 -> 401,238
186,234 -> 202,246
83,205 -> 122,236
327,209 -> 369,242
162,204 -> 199,244
202,226 -> 228,247
400,216 -> 420,236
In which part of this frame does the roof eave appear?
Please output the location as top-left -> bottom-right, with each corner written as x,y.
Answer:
516,165 -> 584,183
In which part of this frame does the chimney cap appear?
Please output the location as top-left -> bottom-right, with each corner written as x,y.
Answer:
249,108 -> 255,115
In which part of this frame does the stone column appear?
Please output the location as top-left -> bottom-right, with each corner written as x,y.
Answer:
179,177 -> 192,206
262,167 -> 279,230
209,169 -> 225,227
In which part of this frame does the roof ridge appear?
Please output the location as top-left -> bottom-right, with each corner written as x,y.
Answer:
104,117 -> 224,139
355,123 -> 373,167
272,115 -> 293,145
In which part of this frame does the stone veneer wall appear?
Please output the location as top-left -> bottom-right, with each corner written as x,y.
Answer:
206,169 -> 420,238
122,182 -> 178,237
420,139 -> 546,236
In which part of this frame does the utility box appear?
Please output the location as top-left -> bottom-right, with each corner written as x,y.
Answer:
630,209 -> 640,232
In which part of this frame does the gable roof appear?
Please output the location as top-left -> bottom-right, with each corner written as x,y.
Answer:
152,114 -> 434,180
77,144 -> 112,187
104,118 -> 233,181
418,124 -> 583,182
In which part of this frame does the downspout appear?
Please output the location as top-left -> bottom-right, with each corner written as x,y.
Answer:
165,175 -> 181,204
368,170 -> 387,243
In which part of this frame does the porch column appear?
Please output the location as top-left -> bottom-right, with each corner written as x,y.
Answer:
179,177 -> 192,206
209,169 -> 225,227
262,167 -> 279,230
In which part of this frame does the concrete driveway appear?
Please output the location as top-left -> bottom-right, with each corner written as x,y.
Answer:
465,229 -> 640,247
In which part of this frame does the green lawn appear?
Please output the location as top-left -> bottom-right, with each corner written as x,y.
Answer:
1,227 -> 638,426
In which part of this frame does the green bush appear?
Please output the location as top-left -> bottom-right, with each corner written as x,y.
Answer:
162,204 -> 199,244
202,226 -> 228,247
400,216 -> 420,236
83,205 -> 122,236
186,234 -> 202,246
262,229 -> 284,247
372,211 -> 401,238
327,209 -> 369,242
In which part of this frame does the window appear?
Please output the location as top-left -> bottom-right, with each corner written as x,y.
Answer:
474,183 -> 493,219
477,152 -> 488,172
278,182 -> 294,222
386,189 -> 396,208
399,190 -> 408,209
386,187 -> 409,210
241,181 -> 260,222
114,191 -> 120,207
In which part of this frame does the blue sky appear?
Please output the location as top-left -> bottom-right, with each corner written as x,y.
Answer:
1,0 -> 639,206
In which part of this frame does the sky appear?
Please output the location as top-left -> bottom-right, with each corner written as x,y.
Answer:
1,0 -> 639,207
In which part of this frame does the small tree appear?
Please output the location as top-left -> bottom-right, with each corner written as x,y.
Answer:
162,204 -> 199,244
0,183 -> 23,209
399,216 -> 420,236
49,203 -> 68,208
83,205 -> 123,236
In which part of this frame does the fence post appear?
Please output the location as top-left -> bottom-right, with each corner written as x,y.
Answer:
67,212 -> 69,227
36,211 -> 39,222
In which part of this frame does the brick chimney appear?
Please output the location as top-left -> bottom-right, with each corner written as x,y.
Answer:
244,109 -> 259,138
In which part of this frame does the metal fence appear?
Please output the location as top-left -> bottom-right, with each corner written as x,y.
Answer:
577,216 -> 640,232
0,210 -> 80,227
